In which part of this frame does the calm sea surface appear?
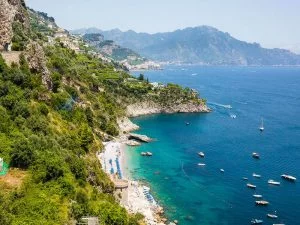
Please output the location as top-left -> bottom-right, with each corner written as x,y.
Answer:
126,66 -> 300,225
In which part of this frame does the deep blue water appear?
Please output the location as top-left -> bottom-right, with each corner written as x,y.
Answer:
126,66 -> 300,225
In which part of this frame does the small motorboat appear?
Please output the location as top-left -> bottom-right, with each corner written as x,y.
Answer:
198,152 -> 205,157
259,118 -> 264,132
256,200 -> 269,206
281,174 -> 296,182
253,194 -> 263,198
253,173 -> 262,178
230,114 -> 237,119
242,177 -> 249,180
247,183 -> 256,189
267,214 -> 278,219
268,180 -> 280,186
251,219 -> 263,224
252,152 -> 260,159
198,163 -> 206,166
220,169 -> 225,173
141,152 -> 147,156
186,122 -> 190,126
146,152 -> 153,156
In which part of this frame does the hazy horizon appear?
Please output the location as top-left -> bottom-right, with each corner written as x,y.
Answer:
25,0 -> 300,53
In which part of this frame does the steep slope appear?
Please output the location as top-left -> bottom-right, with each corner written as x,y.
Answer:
0,1 -> 208,225
75,26 -> 300,65
0,0 -> 29,51
82,33 -> 160,70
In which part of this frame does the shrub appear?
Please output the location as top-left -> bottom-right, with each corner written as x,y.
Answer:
66,155 -> 87,181
10,138 -> 35,169
39,103 -> 49,116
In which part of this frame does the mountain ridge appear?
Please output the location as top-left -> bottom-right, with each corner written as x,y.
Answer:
72,26 -> 300,65
81,33 -> 160,70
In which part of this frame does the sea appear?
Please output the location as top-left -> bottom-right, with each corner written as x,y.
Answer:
125,66 -> 300,225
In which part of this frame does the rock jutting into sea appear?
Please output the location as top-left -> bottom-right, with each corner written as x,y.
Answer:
124,140 -> 141,146
128,133 -> 152,143
126,100 -> 211,117
117,117 -> 140,133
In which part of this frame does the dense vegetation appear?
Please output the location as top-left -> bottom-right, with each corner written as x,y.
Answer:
0,5 -> 205,225
0,49 -> 146,224
0,39 -> 205,225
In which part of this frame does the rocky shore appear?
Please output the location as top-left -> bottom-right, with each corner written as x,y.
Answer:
112,101 -> 210,224
126,100 -> 211,117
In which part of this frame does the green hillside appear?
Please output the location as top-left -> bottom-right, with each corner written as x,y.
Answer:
0,1 -> 206,224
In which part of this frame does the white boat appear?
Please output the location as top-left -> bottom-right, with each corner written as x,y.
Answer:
251,219 -> 263,224
267,214 -> 278,219
230,114 -> 237,119
252,152 -> 260,159
281,174 -> 297,182
198,152 -> 205,157
220,169 -> 225,172
256,200 -> 269,206
259,118 -> 264,132
247,183 -> 256,189
146,152 -> 153,156
198,163 -> 206,166
242,177 -> 248,180
268,180 -> 280,185
253,194 -> 263,198
253,173 -> 262,178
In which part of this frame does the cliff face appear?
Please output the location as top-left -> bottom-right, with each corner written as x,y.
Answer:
0,0 -> 27,50
126,101 -> 210,117
25,42 -> 53,90
0,0 -> 53,90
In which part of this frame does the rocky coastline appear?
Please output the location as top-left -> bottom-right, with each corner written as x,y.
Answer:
126,100 -> 211,117
113,101 -> 210,225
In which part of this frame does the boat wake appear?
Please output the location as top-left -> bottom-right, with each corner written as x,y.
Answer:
230,114 -> 237,119
208,102 -> 233,109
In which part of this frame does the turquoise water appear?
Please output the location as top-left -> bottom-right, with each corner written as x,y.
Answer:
126,66 -> 300,225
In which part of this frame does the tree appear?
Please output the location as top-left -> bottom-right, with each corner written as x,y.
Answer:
0,55 -> 8,74
10,138 -> 35,169
138,74 -> 144,81
79,124 -> 93,152
85,107 -> 94,127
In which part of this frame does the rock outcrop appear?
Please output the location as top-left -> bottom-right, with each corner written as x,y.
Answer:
117,117 -> 139,133
25,42 -> 53,90
126,101 -> 210,117
0,0 -> 28,50
128,133 -> 152,143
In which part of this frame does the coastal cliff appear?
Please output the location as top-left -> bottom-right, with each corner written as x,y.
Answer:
126,100 -> 210,117
0,0 -> 28,51
0,1 -> 208,225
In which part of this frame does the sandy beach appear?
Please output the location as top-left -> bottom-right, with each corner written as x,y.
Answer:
98,139 -> 167,225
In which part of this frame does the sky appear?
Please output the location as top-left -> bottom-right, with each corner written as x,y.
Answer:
25,0 -> 300,52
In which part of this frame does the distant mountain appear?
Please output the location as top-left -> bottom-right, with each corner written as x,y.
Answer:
72,26 -> 300,65
83,33 -> 146,63
82,33 -> 160,70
